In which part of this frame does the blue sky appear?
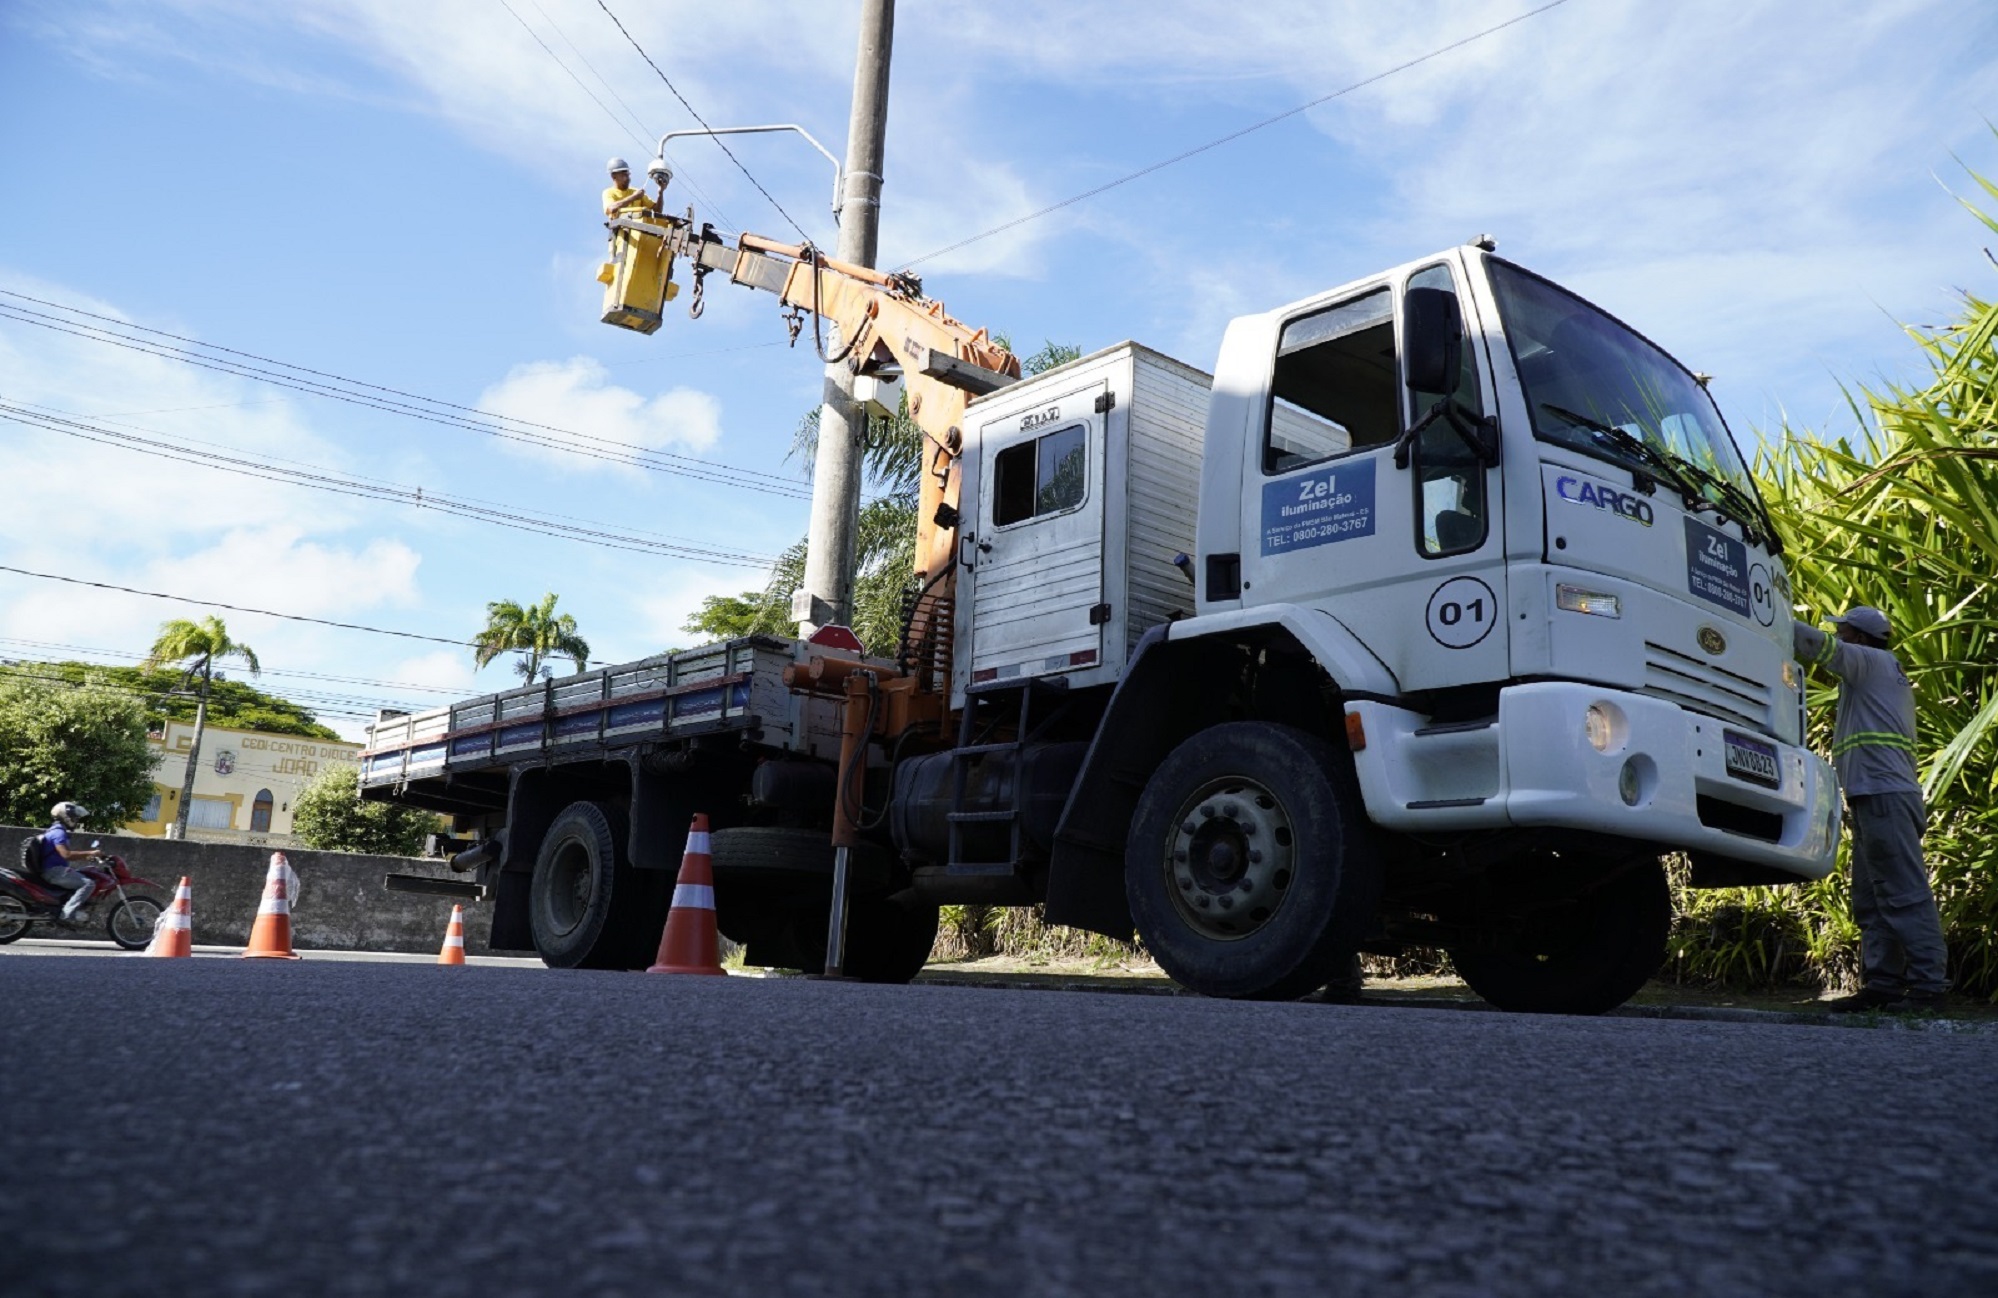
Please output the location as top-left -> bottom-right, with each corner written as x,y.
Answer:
3,0 -> 1995,739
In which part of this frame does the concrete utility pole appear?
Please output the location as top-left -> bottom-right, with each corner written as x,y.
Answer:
794,0 -> 894,636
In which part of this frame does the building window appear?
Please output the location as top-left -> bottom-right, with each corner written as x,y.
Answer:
140,792 -> 163,823
187,797 -> 235,831
250,789 -> 274,834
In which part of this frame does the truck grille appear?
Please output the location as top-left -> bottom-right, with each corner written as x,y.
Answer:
1640,641 -> 1771,732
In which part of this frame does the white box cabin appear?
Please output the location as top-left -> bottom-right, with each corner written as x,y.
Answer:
953,342 -> 1209,705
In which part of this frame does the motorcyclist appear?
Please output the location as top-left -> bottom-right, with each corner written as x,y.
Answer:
38,801 -> 101,922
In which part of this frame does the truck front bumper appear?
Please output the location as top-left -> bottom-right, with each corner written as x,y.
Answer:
1346,682 -> 1839,880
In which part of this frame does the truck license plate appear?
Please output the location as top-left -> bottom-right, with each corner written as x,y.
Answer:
1723,730 -> 1781,789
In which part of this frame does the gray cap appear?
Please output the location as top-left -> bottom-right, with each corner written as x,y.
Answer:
1831,606 -> 1891,639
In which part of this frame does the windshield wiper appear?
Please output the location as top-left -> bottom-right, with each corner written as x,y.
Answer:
1673,460 -> 1783,555
1539,403 -> 1784,556
1538,403 -> 1704,503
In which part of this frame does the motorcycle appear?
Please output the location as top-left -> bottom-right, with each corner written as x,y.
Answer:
0,840 -> 167,950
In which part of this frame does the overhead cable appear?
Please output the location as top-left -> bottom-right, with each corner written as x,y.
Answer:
592,0 -> 815,242
496,0 -> 740,233
0,565 -> 481,651
0,666 -> 389,722
899,0 -> 1575,270
0,400 -> 781,568
0,636 -> 469,695
0,291 -> 812,498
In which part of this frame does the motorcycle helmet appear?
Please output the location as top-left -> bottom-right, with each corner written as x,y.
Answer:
51,801 -> 87,829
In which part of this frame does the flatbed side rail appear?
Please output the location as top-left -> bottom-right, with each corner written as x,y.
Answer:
357,636 -> 837,790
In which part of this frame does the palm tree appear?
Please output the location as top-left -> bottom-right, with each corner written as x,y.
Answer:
143,616 -> 259,840
473,593 -> 591,682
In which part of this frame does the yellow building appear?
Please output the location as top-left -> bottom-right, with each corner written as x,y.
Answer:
125,721 -> 361,847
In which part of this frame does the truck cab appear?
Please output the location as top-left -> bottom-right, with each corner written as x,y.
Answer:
1043,243 -> 1836,1011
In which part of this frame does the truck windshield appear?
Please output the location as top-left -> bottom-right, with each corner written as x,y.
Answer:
1487,260 -> 1762,510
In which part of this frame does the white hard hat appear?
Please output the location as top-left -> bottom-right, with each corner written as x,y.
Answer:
607,157 -> 630,175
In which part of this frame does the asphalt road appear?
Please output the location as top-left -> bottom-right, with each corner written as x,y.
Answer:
4,957 -> 1994,1297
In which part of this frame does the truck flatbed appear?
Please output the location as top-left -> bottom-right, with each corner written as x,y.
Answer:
359,635 -> 845,812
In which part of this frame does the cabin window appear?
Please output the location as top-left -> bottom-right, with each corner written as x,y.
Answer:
1264,288 -> 1398,474
993,423 -> 1087,526
1406,264 -> 1489,558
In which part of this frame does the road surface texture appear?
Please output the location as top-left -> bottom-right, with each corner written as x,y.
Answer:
4,957 -> 1993,1297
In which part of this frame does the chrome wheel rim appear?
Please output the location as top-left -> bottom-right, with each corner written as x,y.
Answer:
1163,776 -> 1297,940
111,900 -> 161,947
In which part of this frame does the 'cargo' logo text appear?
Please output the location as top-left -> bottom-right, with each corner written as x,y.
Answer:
1555,475 -> 1654,526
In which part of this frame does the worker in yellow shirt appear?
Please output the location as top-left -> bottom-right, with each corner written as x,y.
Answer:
602,157 -> 660,220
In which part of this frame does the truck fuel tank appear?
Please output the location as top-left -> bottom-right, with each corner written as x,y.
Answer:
890,741 -> 1088,869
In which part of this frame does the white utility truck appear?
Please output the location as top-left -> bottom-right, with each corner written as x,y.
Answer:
361,215 -> 1837,1013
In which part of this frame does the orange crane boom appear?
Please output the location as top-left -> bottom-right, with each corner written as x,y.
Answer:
602,212 -> 1018,593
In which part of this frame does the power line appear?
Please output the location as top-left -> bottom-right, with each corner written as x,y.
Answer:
0,399 -> 782,568
0,666 -> 386,723
0,641 -> 470,701
0,564 -> 479,651
496,0 -> 740,233
0,636 -> 471,695
7,393 -> 770,549
899,0 -> 1575,270
0,291 -> 813,498
592,0 -> 815,242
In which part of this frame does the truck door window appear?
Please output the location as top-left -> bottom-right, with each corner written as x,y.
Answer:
994,423 -> 1087,526
1264,289 -> 1396,474
1406,265 -> 1488,557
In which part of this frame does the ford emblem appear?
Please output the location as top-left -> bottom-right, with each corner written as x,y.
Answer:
1697,626 -> 1727,656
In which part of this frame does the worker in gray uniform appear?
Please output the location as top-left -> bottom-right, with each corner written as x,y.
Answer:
1794,605 -> 1950,1011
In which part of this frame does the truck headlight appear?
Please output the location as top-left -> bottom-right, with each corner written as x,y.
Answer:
1557,584 -> 1621,618
1586,704 -> 1615,752
1781,660 -> 1799,690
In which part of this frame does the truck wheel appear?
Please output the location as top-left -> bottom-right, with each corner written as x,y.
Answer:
1448,859 -> 1671,1015
788,897 -> 940,984
530,801 -> 644,969
843,897 -> 941,984
1125,721 -> 1381,1001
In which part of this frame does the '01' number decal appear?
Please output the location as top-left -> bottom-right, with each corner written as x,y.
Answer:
1425,576 -> 1499,649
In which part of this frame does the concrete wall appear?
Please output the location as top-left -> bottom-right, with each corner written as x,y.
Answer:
4,825 -> 521,958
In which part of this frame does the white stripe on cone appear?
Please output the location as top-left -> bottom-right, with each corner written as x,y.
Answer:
671,883 -> 715,911
685,831 -> 712,855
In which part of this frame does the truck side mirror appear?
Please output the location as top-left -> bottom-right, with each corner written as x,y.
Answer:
1402,286 -> 1463,396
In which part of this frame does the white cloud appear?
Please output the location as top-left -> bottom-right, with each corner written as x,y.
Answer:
475,355 -> 722,468
625,563 -> 769,657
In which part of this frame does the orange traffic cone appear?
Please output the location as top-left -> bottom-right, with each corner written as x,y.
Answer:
144,876 -> 193,958
438,904 -> 466,966
647,814 -> 725,976
241,852 -> 301,960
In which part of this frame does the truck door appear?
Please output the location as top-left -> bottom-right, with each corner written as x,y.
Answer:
1238,260 -> 1508,694
960,379 -> 1109,691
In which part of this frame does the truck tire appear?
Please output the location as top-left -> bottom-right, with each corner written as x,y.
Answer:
844,896 -> 942,984
1125,721 -> 1381,1001
530,801 -> 648,970
788,896 -> 941,984
1447,859 -> 1671,1015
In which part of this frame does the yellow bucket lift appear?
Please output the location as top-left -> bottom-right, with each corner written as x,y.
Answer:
599,213 -> 679,334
